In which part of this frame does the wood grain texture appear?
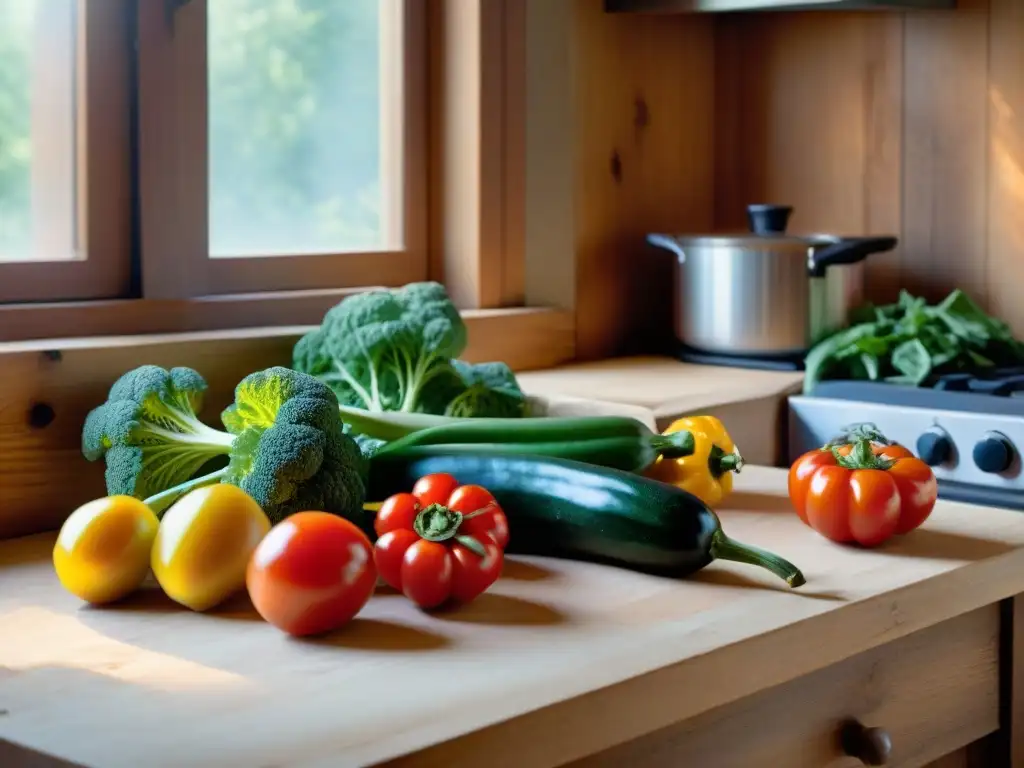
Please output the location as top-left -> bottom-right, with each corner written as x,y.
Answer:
429,0 -> 526,309
4,466 -> 1024,768
987,0 -> 1024,338
573,0 -> 715,360
0,289 -> 374,342
711,1 -> 1024,333
901,0 -> 991,303
0,308 -> 574,540
569,606 -> 999,768
714,11 -> 904,301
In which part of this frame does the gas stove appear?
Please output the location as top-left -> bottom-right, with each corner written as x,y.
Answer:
788,367 -> 1024,510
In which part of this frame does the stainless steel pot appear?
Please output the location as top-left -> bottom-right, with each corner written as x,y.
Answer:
647,204 -> 898,357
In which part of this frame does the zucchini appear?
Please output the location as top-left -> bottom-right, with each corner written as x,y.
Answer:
367,452 -> 805,588
375,415 -> 695,473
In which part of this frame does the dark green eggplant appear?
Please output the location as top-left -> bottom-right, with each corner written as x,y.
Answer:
367,451 -> 805,587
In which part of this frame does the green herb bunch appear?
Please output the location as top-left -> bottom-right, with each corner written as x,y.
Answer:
804,289 -> 1024,393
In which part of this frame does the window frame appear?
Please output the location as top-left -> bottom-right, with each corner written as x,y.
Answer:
0,0 -> 132,303
136,0 -> 429,299
0,0 -> 565,344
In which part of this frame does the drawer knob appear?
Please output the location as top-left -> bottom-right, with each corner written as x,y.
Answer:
839,719 -> 892,766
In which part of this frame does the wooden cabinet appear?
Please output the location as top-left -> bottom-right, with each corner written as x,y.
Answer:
570,606 -> 1002,767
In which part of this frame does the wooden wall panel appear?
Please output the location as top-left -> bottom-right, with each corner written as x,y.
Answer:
711,1 -> 1024,331
901,0 -> 991,303
573,0 -> 716,360
988,0 -> 1024,333
714,12 -> 904,302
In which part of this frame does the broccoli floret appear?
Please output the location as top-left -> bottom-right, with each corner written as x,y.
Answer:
444,361 -> 528,418
82,365 -> 367,524
294,281 -> 466,413
82,365 -> 234,502
221,367 -> 367,522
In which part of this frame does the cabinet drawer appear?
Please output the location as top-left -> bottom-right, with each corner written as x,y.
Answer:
570,605 -> 1000,768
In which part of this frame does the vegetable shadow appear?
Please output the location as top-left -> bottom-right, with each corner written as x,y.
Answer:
80,587 -> 264,621
857,527 -> 1015,561
717,492 -> 794,514
500,558 -> 558,582
431,593 -> 566,627
690,568 -> 846,601
301,618 -> 449,652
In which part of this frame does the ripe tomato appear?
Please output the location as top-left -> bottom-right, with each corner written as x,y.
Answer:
378,474 -> 509,549
788,441 -> 938,547
247,512 -> 377,637
411,473 -> 460,507
373,474 -> 508,609
835,442 -> 915,460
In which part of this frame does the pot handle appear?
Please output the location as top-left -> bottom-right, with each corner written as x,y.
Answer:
808,236 -> 898,278
646,233 -> 687,262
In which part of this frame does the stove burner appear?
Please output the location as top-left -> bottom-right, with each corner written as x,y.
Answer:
930,367 -> 1024,397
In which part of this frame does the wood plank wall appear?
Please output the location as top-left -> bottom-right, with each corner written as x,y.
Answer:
572,0 -> 1024,359
715,0 -> 1024,318
573,0 -> 716,360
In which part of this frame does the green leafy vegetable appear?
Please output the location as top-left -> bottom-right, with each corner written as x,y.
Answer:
82,365 -> 367,523
804,289 -> 1024,393
293,281 -> 528,418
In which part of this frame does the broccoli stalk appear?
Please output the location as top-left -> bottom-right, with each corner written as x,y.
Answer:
141,468 -> 230,515
82,365 -> 369,524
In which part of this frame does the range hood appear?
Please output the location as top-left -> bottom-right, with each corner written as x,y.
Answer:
605,0 -> 955,11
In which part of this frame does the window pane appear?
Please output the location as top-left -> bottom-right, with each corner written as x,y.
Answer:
209,0 -> 390,258
0,0 -> 77,263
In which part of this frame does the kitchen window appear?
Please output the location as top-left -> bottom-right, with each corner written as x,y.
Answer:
137,0 -> 427,299
0,0 -> 131,303
0,0 -> 544,342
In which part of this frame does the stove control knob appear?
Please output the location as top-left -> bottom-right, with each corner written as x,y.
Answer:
973,433 -> 1016,474
916,429 -> 952,467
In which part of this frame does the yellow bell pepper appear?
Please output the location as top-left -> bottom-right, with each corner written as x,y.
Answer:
644,415 -> 744,507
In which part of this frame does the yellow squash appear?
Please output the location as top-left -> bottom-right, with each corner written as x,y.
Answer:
152,484 -> 271,612
644,415 -> 744,507
53,496 -> 160,604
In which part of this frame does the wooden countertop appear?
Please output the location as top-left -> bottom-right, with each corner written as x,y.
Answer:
516,355 -> 805,422
4,467 -> 1024,768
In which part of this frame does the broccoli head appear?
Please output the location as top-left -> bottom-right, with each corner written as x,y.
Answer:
293,282 -> 465,413
221,366 -> 367,523
82,365 -> 368,524
292,281 -> 527,418
82,365 -> 234,501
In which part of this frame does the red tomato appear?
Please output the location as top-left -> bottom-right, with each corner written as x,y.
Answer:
788,441 -> 938,547
411,473 -> 460,507
835,442 -> 915,460
246,512 -> 377,637
447,484 -> 510,549
374,492 -> 420,538
886,456 -> 939,534
373,474 -> 508,609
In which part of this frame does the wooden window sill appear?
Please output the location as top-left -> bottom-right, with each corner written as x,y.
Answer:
0,306 -> 574,540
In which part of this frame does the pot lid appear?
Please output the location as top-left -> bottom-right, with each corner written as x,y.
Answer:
662,232 -> 841,248
649,204 -> 840,249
